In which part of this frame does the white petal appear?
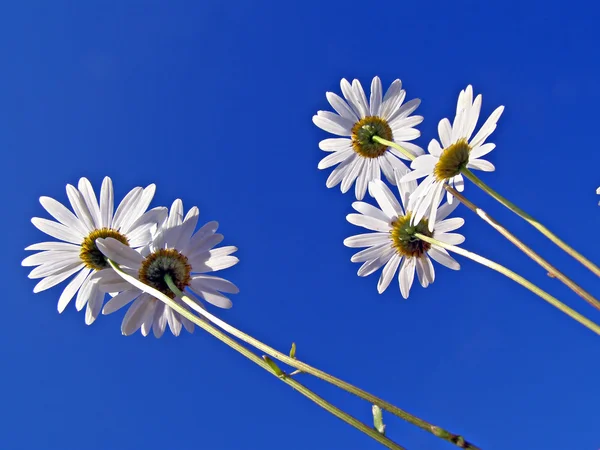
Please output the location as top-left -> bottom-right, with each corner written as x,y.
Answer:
190,275 -> 239,294
379,79 -> 402,119
436,199 -> 460,221
344,232 -> 390,248
25,241 -> 80,252
39,196 -> 88,236
120,184 -> 156,233
318,149 -> 353,170
427,139 -> 443,158
78,177 -> 102,229
99,177 -> 114,229
388,98 -> 421,122
29,258 -> 82,279
97,238 -> 143,269
351,79 -> 370,118
378,254 -> 401,293
399,257 -> 416,299
369,179 -> 403,218
470,105 -> 504,148
434,217 -> 465,233
357,247 -> 395,277
103,289 -> 141,314
352,201 -> 389,222
467,159 -> 495,172
189,283 -> 233,309
33,264 -> 84,293
393,127 -> 420,141
438,118 -> 453,148
166,305 -> 182,336
153,301 -> 167,338
140,299 -> 158,337
57,268 -> 91,313
346,213 -> 390,232
470,143 -> 496,159
22,250 -> 78,267
370,76 -> 382,116
319,138 -> 352,152
66,184 -> 95,232
433,232 -> 465,245
111,187 -> 143,230
326,153 -> 356,188
340,158 -> 364,194
428,247 -> 460,270
31,217 -> 84,244
85,283 -> 105,325
312,111 -> 353,136
351,243 -> 392,263
354,160 -> 370,200
326,92 -> 359,122
122,296 -> 151,336
340,78 -> 364,118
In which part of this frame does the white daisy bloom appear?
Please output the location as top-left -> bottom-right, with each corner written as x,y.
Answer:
92,199 -> 239,338
312,76 -> 424,200
401,85 -> 504,230
22,177 -> 164,324
343,173 -> 464,299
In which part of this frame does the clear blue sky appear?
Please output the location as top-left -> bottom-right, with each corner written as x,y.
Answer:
3,1 -> 600,449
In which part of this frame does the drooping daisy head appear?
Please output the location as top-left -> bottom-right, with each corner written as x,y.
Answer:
401,85 -> 504,228
22,177 -> 164,324
93,199 -> 239,338
313,76 -> 424,200
343,173 -> 464,298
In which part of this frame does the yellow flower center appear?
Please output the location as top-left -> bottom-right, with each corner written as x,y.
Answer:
351,116 -> 393,158
434,138 -> 471,181
138,249 -> 192,299
80,228 -> 129,270
390,213 -> 432,257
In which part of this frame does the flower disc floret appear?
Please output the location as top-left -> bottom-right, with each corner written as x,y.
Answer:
80,228 -> 129,270
351,116 -> 393,158
434,138 -> 471,181
391,214 -> 432,257
139,249 -> 192,299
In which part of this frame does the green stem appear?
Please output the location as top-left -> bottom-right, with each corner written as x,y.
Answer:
170,289 -> 478,449
461,168 -> 600,277
414,233 -> 600,336
445,186 -> 600,311
107,260 -> 405,450
374,136 -> 600,309
107,260 -> 479,449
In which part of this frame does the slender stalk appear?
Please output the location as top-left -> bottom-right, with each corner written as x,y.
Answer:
414,233 -> 600,336
373,136 -> 600,309
107,260 -> 405,449
107,260 -> 480,449
461,168 -> 600,277
445,186 -> 600,311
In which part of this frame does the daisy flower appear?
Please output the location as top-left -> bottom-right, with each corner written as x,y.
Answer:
401,85 -> 504,229
22,177 -> 164,324
343,173 -> 464,298
312,76 -> 424,200
93,199 -> 239,338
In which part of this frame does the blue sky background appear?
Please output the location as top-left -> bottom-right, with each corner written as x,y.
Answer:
3,1 -> 600,449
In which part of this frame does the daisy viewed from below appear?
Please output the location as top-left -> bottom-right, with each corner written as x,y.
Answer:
313,76 -> 424,200
93,199 -> 239,338
401,85 -> 504,229
344,173 -> 464,298
22,177 -> 163,324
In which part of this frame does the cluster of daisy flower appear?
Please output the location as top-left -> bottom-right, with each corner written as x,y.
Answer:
23,178 -> 239,337
314,77 -> 504,298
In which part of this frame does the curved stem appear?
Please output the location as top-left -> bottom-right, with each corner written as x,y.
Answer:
444,186 -> 600,311
374,136 -> 599,309
461,168 -> 600,277
414,233 -> 600,336
107,260 -> 405,450
107,260 -> 480,449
